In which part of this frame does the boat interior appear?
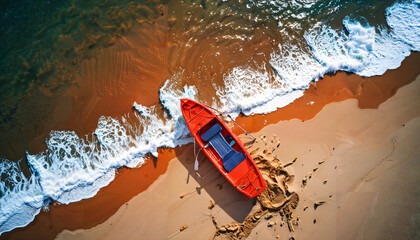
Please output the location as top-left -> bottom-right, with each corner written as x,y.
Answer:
198,120 -> 246,172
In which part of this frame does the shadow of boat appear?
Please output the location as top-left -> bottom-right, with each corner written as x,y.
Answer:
174,143 -> 256,223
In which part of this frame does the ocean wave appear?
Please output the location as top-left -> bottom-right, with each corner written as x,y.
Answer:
0,160 -> 44,234
214,62 -> 306,117
305,16 -> 412,77
0,0 -> 419,236
215,1 -> 419,116
386,1 -> 420,51
0,77 -> 197,235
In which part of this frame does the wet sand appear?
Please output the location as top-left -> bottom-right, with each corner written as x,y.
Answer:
55,75 -> 420,240
1,149 -> 176,240
235,52 -> 420,134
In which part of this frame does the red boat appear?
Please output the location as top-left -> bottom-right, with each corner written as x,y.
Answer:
180,98 -> 266,198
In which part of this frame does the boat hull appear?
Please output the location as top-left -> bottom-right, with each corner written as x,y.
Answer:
180,98 -> 266,198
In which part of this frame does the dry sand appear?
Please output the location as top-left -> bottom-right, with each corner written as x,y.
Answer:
55,76 -> 420,240
247,75 -> 420,240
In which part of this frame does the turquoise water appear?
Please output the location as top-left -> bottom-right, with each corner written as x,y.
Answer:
0,0 -> 419,236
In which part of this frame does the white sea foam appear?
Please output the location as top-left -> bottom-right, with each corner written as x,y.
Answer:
0,160 -> 44,234
386,1 -> 420,51
214,1 -> 419,116
305,21 -> 366,73
215,41 -> 324,117
27,131 -> 112,204
0,78 -> 197,235
305,2 -> 419,77
1,1 -> 419,236
158,76 -> 198,145
215,62 -> 308,117
215,65 -> 285,117
269,42 -> 326,88
305,16 -> 414,77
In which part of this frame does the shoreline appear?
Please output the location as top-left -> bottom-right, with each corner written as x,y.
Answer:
235,52 -> 420,134
3,52 -> 420,240
246,75 -> 420,240
56,75 -> 420,240
1,149 -> 175,240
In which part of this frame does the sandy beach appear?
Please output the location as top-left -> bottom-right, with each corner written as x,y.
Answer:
51,75 -> 420,240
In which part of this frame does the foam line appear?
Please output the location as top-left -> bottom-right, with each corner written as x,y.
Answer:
0,78 -> 197,235
215,1 -> 419,116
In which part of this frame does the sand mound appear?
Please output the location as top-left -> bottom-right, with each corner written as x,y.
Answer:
213,135 -> 299,239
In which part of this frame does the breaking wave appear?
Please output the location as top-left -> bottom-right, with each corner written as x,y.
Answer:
217,1 -> 419,116
0,78 -> 197,235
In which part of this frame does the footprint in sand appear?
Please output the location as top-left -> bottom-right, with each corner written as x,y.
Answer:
214,145 -> 300,239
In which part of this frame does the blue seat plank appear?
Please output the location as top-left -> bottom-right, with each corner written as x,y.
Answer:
224,152 -> 246,172
201,123 -> 245,172
201,124 -> 222,141
223,150 -> 236,163
209,133 -> 233,158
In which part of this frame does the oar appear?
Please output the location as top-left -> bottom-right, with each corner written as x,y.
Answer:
226,114 -> 256,141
